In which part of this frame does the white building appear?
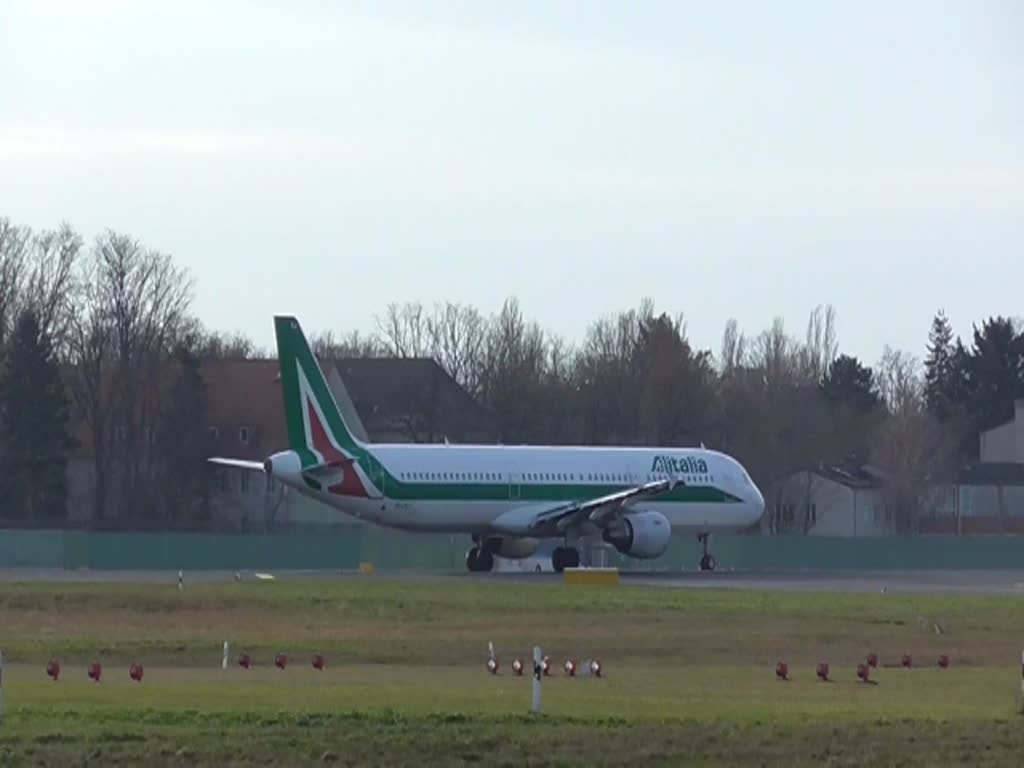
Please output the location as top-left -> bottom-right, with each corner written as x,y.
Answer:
768,464 -> 892,537
980,399 -> 1024,463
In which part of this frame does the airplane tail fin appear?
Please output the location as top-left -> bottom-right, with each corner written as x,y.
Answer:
274,315 -> 367,467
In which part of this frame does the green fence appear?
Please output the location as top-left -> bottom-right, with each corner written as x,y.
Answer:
1,529 -> 1023,571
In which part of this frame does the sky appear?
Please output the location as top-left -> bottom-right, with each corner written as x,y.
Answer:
1,0 -> 1021,363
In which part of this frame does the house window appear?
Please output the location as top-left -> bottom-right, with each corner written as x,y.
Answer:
239,427 -> 250,445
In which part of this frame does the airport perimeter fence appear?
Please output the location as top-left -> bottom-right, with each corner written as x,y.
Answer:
2,528 -> 1024,571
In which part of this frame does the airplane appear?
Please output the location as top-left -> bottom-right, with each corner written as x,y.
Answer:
210,316 -> 766,573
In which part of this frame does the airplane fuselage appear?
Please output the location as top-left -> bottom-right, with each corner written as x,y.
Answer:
274,443 -> 765,535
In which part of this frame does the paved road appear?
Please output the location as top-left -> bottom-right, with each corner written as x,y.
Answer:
2,567 -> 1024,595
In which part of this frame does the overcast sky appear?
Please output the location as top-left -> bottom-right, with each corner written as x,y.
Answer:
2,0 -> 1021,363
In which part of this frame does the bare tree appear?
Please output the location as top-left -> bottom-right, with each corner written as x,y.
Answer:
719,318 -> 747,376
310,329 -> 384,359
870,346 -> 957,533
0,218 -> 31,355
803,304 -> 837,382
477,298 -> 551,443
67,263 -> 114,523
426,302 -> 487,397
376,302 -> 430,358
199,330 -> 264,360
23,223 -> 83,357
72,231 -> 194,523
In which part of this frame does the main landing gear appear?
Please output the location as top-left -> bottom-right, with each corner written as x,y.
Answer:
551,546 -> 580,573
698,533 -> 716,572
466,545 -> 494,572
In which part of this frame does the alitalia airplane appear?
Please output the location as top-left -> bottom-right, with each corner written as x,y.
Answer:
211,316 -> 765,573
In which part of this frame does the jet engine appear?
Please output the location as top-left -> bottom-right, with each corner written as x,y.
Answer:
263,450 -> 303,483
486,537 -> 542,559
602,511 -> 671,559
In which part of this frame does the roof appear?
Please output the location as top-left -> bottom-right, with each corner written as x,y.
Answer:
957,462 -> 1024,487
66,355 -> 498,460
331,357 -> 498,443
810,463 -> 886,490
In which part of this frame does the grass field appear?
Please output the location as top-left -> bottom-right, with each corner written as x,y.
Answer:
1,576 -> 1023,766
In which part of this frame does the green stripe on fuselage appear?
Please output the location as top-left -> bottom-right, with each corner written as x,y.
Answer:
362,477 -> 742,504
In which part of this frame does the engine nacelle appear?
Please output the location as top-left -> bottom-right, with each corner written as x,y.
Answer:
602,511 -> 671,559
486,537 -> 542,559
264,450 -> 303,483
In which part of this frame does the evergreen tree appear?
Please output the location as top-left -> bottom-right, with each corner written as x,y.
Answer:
820,354 -> 881,460
0,310 -> 75,523
924,310 -> 956,421
964,317 -> 1024,433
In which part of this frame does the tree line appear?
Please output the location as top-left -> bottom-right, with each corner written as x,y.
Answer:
1,217 -> 1022,531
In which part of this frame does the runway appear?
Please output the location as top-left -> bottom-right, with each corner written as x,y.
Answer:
2,567 -> 1024,595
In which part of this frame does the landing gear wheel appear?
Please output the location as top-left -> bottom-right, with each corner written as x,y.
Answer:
698,533 -> 716,572
551,546 -> 581,573
466,547 -> 495,573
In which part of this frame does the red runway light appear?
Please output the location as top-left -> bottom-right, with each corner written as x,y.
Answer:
129,663 -> 144,682
275,653 -> 288,670
857,662 -> 871,682
816,662 -> 830,682
238,653 -> 252,670
901,653 -> 913,669
46,659 -> 60,681
775,661 -> 789,681
312,654 -> 325,671
867,653 -> 879,668
938,654 -> 950,669
88,661 -> 102,683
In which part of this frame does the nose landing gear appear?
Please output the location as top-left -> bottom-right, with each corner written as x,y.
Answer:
698,533 -> 716,572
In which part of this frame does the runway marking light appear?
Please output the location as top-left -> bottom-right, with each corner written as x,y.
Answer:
129,663 -> 144,682
275,653 -> 288,670
564,659 -> 576,677
541,656 -> 551,676
487,641 -> 499,674
867,653 -> 879,668
88,661 -> 102,683
512,659 -> 524,676
46,659 -> 60,682
589,660 -> 602,678
938,654 -> 950,669
238,653 -> 252,670
816,662 -> 830,682
775,661 -> 789,681
312,654 -> 325,671
857,663 -> 871,683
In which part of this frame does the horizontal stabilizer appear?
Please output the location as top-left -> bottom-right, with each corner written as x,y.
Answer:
208,457 -> 266,472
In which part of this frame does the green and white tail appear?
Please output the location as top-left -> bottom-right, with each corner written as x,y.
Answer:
274,315 -> 369,471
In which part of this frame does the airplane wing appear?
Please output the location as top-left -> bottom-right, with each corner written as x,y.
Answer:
208,457 -> 266,472
489,479 -> 677,538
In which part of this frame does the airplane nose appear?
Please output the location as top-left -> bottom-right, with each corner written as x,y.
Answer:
751,484 -> 765,521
